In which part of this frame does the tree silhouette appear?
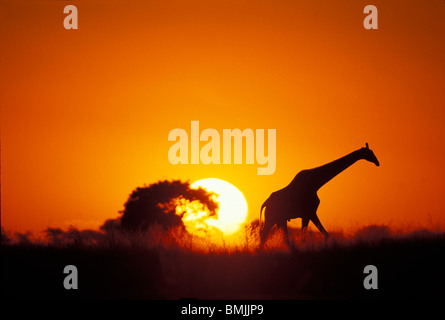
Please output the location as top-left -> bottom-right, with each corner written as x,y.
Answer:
120,180 -> 218,232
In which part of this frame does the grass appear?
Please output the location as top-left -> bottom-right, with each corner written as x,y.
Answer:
2,224 -> 445,299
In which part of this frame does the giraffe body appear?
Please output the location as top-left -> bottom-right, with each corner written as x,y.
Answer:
259,143 -> 379,246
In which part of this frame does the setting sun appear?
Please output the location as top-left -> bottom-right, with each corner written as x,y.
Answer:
191,178 -> 248,235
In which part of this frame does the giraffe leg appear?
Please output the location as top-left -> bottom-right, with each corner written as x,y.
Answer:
301,217 -> 309,232
278,220 -> 290,247
259,218 -> 274,247
311,215 -> 329,238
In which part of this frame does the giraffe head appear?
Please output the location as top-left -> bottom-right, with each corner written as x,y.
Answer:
362,143 -> 380,166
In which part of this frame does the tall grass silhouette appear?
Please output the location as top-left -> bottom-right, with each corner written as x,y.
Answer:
2,224 -> 445,299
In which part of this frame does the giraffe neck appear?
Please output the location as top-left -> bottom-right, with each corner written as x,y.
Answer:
306,149 -> 364,191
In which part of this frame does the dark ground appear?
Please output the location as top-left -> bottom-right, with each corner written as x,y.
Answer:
2,231 -> 445,300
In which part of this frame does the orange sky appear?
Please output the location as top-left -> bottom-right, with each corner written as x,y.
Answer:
1,0 -> 444,234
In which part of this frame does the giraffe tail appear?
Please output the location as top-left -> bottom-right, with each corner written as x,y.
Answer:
259,198 -> 269,231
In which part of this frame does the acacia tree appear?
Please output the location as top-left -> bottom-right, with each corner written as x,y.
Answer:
120,180 -> 218,232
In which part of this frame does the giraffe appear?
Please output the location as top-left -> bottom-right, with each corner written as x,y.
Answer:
259,143 -> 380,246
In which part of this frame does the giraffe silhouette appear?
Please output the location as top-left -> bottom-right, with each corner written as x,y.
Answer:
259,143 -> 380,246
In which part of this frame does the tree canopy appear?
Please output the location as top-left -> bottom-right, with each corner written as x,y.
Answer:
120,180 -> 218,232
